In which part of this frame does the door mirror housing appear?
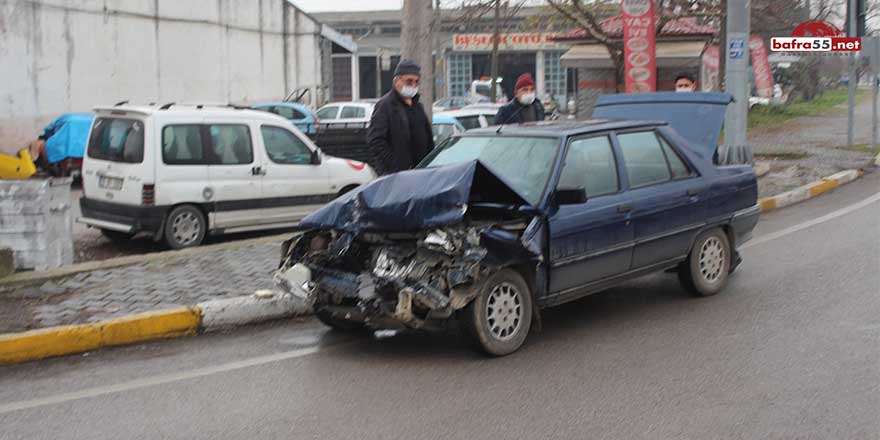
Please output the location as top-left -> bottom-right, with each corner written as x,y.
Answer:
311,148 -> 322,165
555,186 -> 587,205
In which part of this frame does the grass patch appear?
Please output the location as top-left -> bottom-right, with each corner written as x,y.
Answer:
833,144 -> 880,154
748,87 -> 868,130
754,152 -> 811,161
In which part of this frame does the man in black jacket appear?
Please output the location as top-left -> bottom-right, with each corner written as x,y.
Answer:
494,73 -> 545,125
366,59 -> 434,176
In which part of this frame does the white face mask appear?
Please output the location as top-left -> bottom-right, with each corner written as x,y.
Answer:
676,86 -> 694,93
518,93 -> 536,105
399,85 -> 419,98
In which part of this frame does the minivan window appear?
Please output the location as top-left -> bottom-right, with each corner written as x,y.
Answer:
162,125 -> 205,165
618,131 -> 672,187
316,106 -> 339,120
209,125 -> 253,165
340,106 -> 365,119
87,118 -> 145,163
261,126 -> 313,165
457,116 -> 482,130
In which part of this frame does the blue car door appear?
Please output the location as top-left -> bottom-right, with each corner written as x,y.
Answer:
615,130 -> 707,269
548,135 -> 634,297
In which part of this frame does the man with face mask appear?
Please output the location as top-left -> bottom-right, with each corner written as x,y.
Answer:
366,59 -> 434,176
674,72 -> 698,92
494,73 -> 545,125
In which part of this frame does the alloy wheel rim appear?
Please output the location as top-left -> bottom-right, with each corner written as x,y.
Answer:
172,212 -> 200,245
486,282 -> 523,341
699,237 -> 725,283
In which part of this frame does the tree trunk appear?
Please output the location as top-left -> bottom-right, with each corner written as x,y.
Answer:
402,0 -> 435,118
719,0 -> 727,91
490,0 -> 501,102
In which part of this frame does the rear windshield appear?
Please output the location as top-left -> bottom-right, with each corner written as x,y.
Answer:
87,117 -> 145,163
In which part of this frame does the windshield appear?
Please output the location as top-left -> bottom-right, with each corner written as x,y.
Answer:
86,117 -> 145,163
421,135 -> 559,205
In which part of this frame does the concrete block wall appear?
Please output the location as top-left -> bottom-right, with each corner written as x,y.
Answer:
0,178 -> 73,271
0,0 -> 325,155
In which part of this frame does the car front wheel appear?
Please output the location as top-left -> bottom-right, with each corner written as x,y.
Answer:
163,205 -> 206,249
679,228 -> 732,297
462,268 -> 533,356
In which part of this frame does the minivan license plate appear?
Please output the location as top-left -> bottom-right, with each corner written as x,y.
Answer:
98,176 -> 123,190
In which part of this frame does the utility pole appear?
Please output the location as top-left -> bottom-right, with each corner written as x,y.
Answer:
846,0 -> 858,148
490,0 -> 501,102
402,0 -> 435,118
721,0 -> 751,164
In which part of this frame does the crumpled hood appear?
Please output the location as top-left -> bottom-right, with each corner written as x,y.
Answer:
299,160 -> 530,233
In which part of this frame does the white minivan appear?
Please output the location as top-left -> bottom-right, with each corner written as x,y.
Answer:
78,104 -> 376,249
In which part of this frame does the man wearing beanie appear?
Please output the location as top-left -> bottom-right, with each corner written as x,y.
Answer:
366,59 -> 434,176
494,73 -> 545,125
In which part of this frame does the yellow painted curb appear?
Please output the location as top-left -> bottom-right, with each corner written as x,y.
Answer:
808,179 -> 838,197
0,307 -> 200,365
759,197 -> 777,213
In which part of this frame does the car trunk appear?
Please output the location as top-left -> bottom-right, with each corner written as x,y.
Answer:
82,115 -> 149,206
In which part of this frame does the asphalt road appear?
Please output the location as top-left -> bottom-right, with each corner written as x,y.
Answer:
3,171 -> 879,440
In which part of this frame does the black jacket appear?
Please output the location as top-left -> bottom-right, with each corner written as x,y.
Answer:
494,100 -> 545,125
366,90 -> 434,175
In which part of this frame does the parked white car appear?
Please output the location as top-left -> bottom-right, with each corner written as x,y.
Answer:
435,107 -> 500,130
315,101 -> 375,129
78,104 -> 376,249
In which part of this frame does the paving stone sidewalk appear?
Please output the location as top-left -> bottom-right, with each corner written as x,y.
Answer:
5,241 -> 279,331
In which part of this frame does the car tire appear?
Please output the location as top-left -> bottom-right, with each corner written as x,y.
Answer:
462,268 -> 533,356
163,205 -> 206,249
100,228 -> 134,243
314,307 -> 365,332
679,228 -> 731,297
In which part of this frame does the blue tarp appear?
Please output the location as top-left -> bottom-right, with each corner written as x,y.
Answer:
299,160 -> 529,233
593,92 -> 732,159
43,113 -> 94,163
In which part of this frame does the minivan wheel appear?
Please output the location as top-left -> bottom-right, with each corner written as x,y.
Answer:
100,228 -> 134,243
679,228 -> 731,297
462,268 -> 533,356
163,205 -> 206,249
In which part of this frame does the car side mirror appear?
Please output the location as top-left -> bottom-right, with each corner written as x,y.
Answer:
555,187 -> 587,205
311,148 -> 322,165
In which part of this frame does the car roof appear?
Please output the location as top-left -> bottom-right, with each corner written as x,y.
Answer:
320,102 -> 373,108
464,119 -> 667,137
250,102 -> 310,109
93,104 -> 291,124
437,108 -> 496,117
432,114 -> 462,124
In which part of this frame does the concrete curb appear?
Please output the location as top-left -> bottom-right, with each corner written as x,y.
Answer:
0,307 -> 200,364
0,291 -> 309,365
758,169 -> 863,213
0,232 -> 289,292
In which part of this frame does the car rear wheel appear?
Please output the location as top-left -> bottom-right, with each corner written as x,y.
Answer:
100,228 -> 134,243
462,268 -> 533,356
679,228 -> 731,297
163,205 -> 206,249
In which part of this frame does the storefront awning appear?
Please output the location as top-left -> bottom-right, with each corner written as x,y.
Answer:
561,41 -> 706,69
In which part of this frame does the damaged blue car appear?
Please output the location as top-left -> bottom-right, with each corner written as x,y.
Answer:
275,92 -> 760,356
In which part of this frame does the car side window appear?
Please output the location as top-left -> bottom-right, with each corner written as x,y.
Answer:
261,125 -> 313,165
274,106 -> 295,120
657,135 -> 693,179
340,106 -> 365,119
558,136 -> 619,198
162,125 -> 205,165
316,106 -> 339,120
208,125 -> 253,165
617,131 -> 672,187
457,116 -> 481,130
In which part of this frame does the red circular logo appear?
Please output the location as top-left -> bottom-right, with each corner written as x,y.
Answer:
791,20 -> 843,37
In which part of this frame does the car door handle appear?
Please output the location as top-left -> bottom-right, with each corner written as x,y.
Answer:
251,166 -> 266,176
687,187 -> 702,196
617,204 -> 633,213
